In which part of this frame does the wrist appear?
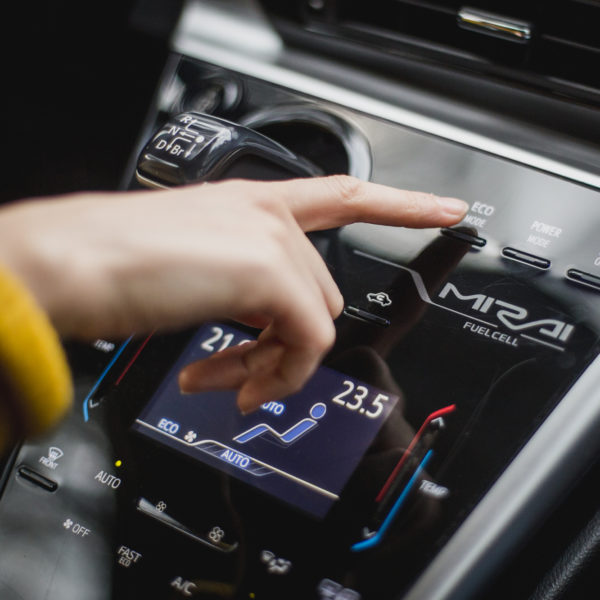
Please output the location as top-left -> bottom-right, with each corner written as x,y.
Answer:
0,194 -> 115,338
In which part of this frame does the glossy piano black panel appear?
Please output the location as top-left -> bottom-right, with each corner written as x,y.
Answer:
0,56 -> 599,600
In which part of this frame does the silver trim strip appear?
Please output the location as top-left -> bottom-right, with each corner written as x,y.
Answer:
458,7 -> 532,42
135,170 -> 170,190
173,1 -> 600,190
403,352 -> 600,600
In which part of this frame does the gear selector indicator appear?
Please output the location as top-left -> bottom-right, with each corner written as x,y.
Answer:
135,112 -> 322,188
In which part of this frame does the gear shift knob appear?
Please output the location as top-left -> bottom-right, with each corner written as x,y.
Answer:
136,112 -> 323,188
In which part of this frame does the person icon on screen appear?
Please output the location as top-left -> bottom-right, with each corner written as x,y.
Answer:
234,402 -> 327,446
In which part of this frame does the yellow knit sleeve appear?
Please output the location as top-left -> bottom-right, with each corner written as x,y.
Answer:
0,264 -> 72,452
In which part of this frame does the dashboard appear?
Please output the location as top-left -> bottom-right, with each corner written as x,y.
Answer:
1,1 -> 600,599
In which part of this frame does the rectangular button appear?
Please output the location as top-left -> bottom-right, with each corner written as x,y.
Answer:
441,228 -> 487,248
17,466 -> 58,492
566,269 -> 600,292
502,247 -> 551,269
343,306 -> 390,326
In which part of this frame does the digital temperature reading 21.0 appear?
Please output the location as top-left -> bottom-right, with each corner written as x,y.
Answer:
134,322 -> 400,518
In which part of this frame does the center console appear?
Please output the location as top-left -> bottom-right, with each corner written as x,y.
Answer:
0,2 -> 599,599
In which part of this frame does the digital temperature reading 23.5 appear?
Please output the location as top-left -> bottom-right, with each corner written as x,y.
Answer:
134,322 -> 399,518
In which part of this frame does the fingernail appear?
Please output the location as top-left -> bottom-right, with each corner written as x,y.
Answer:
245,341 -> 285,375
178,369 -> 193,393
237,394 -> 260,416
237,385 -> 272,415
436,197 -> 469,218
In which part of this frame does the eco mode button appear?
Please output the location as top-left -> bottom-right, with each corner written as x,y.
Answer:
441,227 -> 487,248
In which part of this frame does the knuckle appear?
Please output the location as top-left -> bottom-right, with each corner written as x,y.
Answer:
327,175 -> 365,206
282,375 -> 305,396
331,289 -> 344,317
243,245 -> 280,282
252,191 -> 286,216
263,214 -> 289,245
312,319 -> 336,353
403,191 -> 430,219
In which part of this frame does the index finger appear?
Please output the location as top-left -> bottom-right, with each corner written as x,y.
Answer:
267,175 -> 468,232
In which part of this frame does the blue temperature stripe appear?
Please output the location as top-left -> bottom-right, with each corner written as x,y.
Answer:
351,449 -> 433,552
82,337 -> 133,422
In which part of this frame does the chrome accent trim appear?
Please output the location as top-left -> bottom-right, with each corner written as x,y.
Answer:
458,7 -> 532,42
403,352 -> 600,600
135,170 -> 170,190
173,1 -> 600,190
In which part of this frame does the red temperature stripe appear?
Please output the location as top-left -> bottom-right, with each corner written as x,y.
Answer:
375,404 -> 456,503
115,332 -> 155,386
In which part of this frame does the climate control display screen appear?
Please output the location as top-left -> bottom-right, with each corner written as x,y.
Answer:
134,322 -> 399,518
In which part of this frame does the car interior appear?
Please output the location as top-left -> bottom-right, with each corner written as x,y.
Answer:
2,1 -> 600,599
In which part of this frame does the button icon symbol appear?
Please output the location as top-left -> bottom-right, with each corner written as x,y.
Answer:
260,550 -> 292,575
317,578 -> 361,599
63,518 -> 73,530
366,291 -> 392,307
155,501 -> 167,513
184,431 -> 197,443
39,446 -> 64,470
234,402 -> 326,446
208,526 -> 225,543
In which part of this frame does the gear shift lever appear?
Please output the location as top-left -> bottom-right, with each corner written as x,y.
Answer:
136,112 -> 323,188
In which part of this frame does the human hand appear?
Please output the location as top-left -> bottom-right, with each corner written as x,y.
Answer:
0,175 -> 467,413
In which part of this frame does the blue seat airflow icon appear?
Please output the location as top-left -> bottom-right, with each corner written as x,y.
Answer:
234,403 -> 327,446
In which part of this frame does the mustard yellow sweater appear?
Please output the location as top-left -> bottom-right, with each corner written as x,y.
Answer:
0,265 -> 72,453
